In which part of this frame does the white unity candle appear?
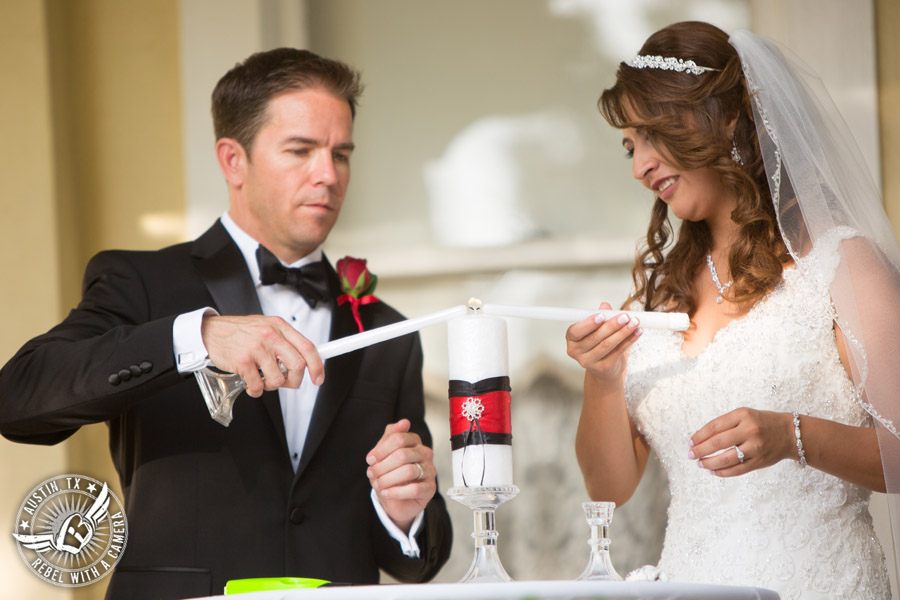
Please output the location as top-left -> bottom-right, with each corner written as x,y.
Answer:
447,311 -> 514,488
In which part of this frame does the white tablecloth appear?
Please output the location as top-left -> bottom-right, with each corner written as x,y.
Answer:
202,580 -> 780,599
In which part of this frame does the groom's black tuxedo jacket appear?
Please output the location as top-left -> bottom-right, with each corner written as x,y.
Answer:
0,221 -> 452,599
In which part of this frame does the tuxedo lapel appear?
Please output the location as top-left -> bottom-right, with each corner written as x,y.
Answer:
296,258 -> 363,478
192,220 -> 288,453
192,220 -> 262,317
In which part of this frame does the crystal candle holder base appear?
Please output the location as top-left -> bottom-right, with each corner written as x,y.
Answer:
448,485 -> 519,583
576,501 -> 622,581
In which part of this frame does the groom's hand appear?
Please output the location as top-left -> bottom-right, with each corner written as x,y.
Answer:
201,314 -> 325,397
366,419 -> 435,533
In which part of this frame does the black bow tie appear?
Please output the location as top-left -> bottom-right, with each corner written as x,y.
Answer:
256,245 -> 331,308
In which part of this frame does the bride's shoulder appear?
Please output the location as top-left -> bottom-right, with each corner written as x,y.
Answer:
807,226 -> 859,258
798,226 -> 862,274
798,226 -> 900,291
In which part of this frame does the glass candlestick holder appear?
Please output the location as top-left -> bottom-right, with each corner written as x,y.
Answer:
448,485 -> 519,583
194,368 -> 244,427
194,361 -> 289,427
576,501 -> 622,581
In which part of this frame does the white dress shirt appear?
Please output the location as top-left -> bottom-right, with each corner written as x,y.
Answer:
172,213 -> 422,556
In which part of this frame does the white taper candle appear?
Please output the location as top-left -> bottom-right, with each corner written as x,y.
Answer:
482,304 -> 689,331
316,304 -> 467,360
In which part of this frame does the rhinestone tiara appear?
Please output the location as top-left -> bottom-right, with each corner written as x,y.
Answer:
626,55 -> 719,75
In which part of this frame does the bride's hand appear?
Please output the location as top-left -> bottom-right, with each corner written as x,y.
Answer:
689,408 -> 795,476
565,302 -> 643,383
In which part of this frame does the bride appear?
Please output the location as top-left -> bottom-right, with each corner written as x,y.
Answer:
566,21 -> 900,599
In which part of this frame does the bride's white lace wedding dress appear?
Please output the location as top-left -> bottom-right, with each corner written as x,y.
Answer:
624,228 -> 891,599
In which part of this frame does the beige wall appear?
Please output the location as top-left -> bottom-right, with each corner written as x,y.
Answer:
878,0 -> 900,237
1,2 -> 69,597
0,1 -> 184,598
875,0 -> 900,591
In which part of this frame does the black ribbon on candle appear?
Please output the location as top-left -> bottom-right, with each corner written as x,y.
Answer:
448,376 -> 512,486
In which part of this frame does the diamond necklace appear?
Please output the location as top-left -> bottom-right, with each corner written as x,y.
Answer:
705,253 -> 732,304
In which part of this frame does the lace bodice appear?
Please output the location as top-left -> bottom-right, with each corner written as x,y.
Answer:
624,229 -> 890,599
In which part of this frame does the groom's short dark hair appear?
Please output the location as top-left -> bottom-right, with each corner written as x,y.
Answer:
211,48 -> 363,154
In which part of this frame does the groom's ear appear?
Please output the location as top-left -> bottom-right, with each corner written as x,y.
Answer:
216,138 -> 248,188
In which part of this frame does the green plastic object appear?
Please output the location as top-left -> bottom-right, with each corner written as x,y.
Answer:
224,577 -> 331,594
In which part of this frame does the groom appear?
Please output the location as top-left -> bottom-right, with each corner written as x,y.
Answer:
0,48 -> 451,599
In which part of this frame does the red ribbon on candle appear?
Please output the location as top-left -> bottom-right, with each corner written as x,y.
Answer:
449,391 -> 511,436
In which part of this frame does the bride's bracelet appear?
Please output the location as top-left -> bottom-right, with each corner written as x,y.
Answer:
792,411 -> 807,468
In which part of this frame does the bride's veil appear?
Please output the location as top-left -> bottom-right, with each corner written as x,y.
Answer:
730,28 -> 900,588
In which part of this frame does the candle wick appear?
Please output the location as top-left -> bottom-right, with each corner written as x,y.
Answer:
466,297 -> 484,313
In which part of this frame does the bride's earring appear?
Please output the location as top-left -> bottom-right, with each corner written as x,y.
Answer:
731,136 -> 744,165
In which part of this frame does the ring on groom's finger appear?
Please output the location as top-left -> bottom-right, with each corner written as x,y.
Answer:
413,462 -> 425,481
732,445 -> 745,464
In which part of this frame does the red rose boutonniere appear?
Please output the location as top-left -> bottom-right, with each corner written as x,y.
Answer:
336,256 -> 379,332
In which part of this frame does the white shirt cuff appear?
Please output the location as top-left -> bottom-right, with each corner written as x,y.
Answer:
173,307 -> 218,373
370,489 -> 424,558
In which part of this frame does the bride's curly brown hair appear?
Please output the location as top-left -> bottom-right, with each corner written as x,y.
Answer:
600,21 -> 790,316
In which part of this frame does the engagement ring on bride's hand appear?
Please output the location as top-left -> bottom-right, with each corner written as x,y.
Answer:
732,445 -> 745,464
